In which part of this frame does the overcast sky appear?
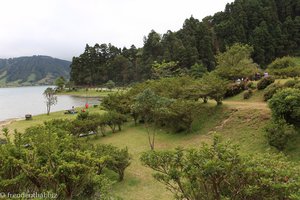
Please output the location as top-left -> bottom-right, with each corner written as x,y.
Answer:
0,0 -> 233,61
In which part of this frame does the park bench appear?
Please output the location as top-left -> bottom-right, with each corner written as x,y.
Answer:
25,114 -> 32,120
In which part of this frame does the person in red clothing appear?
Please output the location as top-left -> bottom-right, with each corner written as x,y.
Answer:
85,103 -> 89,109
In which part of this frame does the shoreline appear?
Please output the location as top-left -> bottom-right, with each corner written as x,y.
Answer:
0,118 -> 22,128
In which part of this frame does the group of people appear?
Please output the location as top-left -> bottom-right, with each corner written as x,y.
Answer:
65,103 -> 89,114
236,72 -> 269,85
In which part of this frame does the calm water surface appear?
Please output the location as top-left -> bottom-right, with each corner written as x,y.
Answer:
0,86 -> 100,121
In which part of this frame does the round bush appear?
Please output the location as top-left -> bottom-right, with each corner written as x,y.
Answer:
257,76 -> 275,90
243,89 -> 253,99
245,81 -> 256,89
268,88 -> 300,125
265,119 -> 297,151
225,83 -> 245,98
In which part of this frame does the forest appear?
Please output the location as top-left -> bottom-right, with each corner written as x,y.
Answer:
0,56 -> 71,86
70,0 -> 300,86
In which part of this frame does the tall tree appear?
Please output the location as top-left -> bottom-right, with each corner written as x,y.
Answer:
215,43 -> 258,80
43,87 -> 57,115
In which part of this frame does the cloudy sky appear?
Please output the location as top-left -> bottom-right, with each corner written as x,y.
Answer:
0,0 -> 233,61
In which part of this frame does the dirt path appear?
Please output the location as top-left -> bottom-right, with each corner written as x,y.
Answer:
223,100 -> 269,111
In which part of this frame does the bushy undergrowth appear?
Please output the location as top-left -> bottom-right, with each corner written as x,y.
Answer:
257,76 -> 275,90
267,57 -> 300,77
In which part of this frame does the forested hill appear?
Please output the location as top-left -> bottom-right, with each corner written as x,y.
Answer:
70,0 -> 300,86
0,56 -> 71,86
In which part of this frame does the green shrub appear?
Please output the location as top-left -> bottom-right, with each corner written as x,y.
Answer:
265,119 -> 297,151
294,82 -> 300,89
284,79 -> 300,88
95,145 -> 131,181
225,83 -> 245,98
141,136 -> 300,199
70,119 -> 99,136
243,89 -> 253,99
268,88 -> 300,125
0,124 -> 126,199
245,81 -> 256,89
157,100 -> 201,132
268,56 -> 296,69
257,76 -> 275,90
263,83 -> 283,101
77,111 -> 89,120
267,57 -> 300,77
101,111 -> 127,133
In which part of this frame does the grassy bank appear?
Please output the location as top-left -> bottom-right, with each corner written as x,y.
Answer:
3,107 -> 103,133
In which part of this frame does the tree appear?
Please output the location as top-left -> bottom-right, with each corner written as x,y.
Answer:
101,111 -> 127,133
157,100 -> 201,132
132,89 -> 171,150
101,92 -> 131,114
215,43 -> 258,80
95,145 -> 131,181
141,136 -> 300,200
189,63 -> 208,78
151,60 -> 185,79
43,87 -> 57,115
199,73 -> 228,105
55,76 -> 66,91
105,80 -> 115,91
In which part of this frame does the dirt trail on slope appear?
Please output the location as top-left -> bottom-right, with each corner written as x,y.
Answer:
223,100 -> 269,111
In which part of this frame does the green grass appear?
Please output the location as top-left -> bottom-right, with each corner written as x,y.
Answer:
90,103 -> 280,200
225,89 -> 265,102
4,107 -> 103,133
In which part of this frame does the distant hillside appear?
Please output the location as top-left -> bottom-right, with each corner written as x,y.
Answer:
0,55 -> 71,87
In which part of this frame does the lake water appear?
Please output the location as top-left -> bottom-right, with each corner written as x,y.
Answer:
0,86 -> 100,121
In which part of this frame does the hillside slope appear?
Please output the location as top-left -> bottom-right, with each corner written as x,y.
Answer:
3,82 -> 300,200
0,55 -> 71,86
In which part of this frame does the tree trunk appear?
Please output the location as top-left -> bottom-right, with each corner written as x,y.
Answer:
118,170 -> 124,181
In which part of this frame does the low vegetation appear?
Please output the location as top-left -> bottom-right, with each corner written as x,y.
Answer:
141,136 -> 300,200
0,124 -> 130,200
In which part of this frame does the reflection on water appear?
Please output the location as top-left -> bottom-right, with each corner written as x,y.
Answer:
0,86 -> 100,121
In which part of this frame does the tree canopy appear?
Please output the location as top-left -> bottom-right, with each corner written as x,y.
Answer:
70,0 -> 300,86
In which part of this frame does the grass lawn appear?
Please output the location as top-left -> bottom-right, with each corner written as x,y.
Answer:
3,106 -> 104,133
89,102 -> 280,200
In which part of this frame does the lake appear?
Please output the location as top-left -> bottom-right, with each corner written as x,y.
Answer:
0,86 -> 100,121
